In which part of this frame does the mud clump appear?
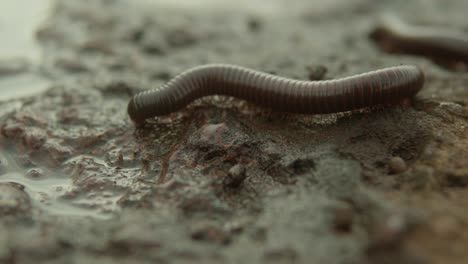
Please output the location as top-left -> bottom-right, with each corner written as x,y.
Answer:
388,156 -> 408,174
306,64 -> 328,80
331,204 -> 354,234
190,221 -> 231,245
223,164 -> 247,189
0,183 -> 31,216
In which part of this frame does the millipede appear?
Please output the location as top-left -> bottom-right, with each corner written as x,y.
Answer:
127,64 -> 424,126
370,15 -> 468,64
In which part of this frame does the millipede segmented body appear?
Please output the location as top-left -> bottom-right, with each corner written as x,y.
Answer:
370,15 -> 468,63
128,64 -> 424,125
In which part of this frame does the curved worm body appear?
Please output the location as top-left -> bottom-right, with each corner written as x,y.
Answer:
128,64 -> 424,125
370,16 -> 468,63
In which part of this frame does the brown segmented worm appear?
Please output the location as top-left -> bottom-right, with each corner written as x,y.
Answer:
127,64 -> 424,125
370,15 -> 468,63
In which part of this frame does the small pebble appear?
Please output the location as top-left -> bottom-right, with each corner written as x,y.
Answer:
151,71 -> 172,81
26,168 -> 44,179
361,170 -> 377,183
55,58 -> 89,73
223,164 -> 247,189
142,40 -> 166,55
332,206 -> 354,234
81,39 -> 114,55
166,28 -> 197,48
388,156 -> 407,174
306,65 -> 327,80
23,129 -> 47,150
0,183 -> 31,216
200,123 -> 228,143
190,222 -> 230,245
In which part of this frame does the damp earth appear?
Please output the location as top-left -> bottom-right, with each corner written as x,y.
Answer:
0,0 -> 467,263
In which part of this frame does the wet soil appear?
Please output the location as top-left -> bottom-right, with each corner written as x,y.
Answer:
0,0 -> 467,263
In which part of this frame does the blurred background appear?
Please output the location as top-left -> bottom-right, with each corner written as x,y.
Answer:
0,0 -> 52,101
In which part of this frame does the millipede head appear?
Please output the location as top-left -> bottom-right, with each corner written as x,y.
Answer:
127,98 -> 145,127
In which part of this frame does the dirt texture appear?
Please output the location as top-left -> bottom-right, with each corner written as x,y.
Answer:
0,0 -> 467,263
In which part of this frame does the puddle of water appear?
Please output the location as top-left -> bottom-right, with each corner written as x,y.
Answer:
0,150 -> 114,219
0,0 -> 121,217
132,0 -> 347,17
0,0 -> 53,102
0,73 -> 51,102
133,0 -> 285,15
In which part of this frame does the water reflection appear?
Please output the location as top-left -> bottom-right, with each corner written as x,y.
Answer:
0,150 -> 114,219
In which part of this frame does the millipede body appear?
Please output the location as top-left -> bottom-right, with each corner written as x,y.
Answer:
370,16 -> 468,63
128,64 -> 424,125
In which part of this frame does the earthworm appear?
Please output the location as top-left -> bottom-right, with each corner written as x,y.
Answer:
127,64 -> 424,125
370,15 -> 468,64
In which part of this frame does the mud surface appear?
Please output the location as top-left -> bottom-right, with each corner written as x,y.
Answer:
0,0 -> 467,263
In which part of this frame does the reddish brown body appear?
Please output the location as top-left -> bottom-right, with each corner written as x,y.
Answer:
370,16 -> 468,64
128,64 -> 424,125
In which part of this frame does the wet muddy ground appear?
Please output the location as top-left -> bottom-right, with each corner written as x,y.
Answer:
0,0 -> 467,263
